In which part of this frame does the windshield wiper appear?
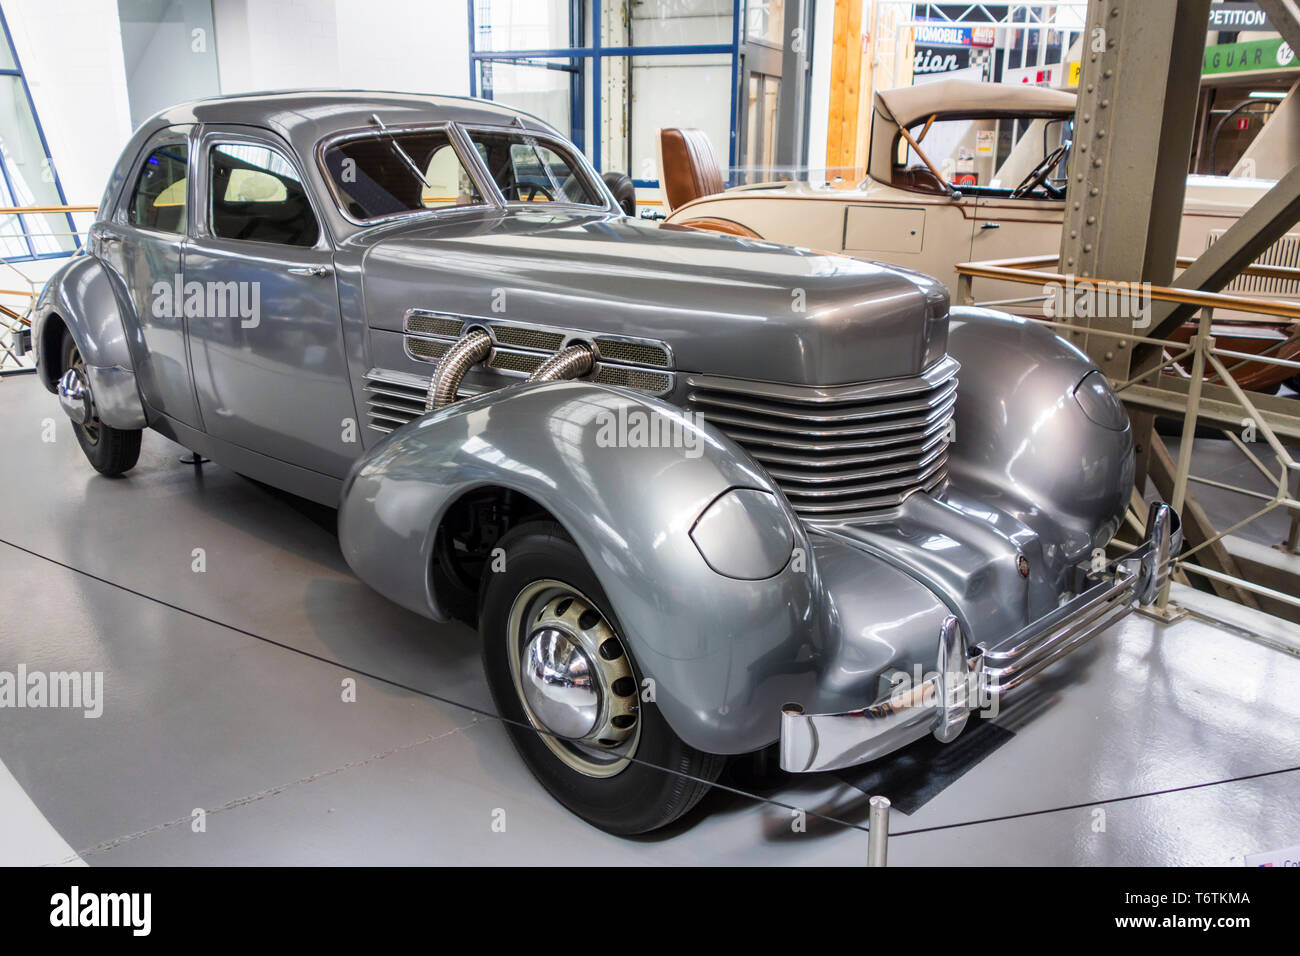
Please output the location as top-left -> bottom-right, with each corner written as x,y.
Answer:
369,113 -> 431,189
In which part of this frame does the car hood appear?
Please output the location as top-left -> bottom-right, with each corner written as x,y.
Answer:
358,210 -> 948,385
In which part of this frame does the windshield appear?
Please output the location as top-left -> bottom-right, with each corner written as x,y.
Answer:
896,114 -> 1072,198
322,128 -> 485,220
465,128 -> 604,207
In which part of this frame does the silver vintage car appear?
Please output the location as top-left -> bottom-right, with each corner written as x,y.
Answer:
32,91 -> 1177,834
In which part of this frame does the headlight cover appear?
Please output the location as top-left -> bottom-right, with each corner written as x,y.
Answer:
1073,370 -> 1129,431
690,488 -> 795,580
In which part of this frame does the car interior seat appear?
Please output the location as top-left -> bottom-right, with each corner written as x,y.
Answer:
657,128 -> 725,212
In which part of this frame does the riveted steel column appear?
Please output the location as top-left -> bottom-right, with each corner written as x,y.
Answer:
1058,0 -> 1211,381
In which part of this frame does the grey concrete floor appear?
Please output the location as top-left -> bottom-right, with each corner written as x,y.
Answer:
2,372 -> 1299,865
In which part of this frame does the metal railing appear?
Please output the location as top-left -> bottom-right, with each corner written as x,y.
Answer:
0,204 -> 95,372
956,254 -> 1300,615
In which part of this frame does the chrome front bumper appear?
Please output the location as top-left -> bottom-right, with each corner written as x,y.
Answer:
780,503 -> 1179,773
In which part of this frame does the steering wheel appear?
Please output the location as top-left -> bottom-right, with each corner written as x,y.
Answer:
1011,143 -> 1070,200
504,181 -> 556,203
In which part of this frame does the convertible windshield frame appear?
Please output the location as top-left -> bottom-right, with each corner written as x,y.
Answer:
880,109 -> 1075,200
315,121 -> 503,227
458,123 -> 613,214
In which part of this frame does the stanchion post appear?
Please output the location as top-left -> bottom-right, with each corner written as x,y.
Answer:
867,795 -> 890,867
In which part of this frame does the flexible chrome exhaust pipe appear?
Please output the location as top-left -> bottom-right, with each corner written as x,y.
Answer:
426,328 -> 492,411
528,344 -> 594,383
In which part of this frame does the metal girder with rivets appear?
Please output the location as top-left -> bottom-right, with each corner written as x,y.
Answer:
1058,0 -> 1211,380
1258,0 -> 1300,58
1134,0 -> 1300,363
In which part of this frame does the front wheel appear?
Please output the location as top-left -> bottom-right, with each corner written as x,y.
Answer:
480,521 -> 724,834
62,331 -> 142,477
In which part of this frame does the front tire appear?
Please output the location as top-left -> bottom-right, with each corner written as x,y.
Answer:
480,521 -> 724,834
62,332 -> 141,477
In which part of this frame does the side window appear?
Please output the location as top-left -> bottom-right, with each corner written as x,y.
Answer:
128,139 -> 189,233
209,142 -> 319,246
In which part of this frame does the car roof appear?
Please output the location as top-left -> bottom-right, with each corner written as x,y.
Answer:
875,79 -> 1078,128
143,89 -> 557,141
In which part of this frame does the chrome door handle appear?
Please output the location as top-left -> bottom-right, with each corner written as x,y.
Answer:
980,222 -> 1000,230
287,265 -> 332,277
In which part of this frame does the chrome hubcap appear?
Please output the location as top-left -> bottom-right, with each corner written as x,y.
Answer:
520,626 -> 599,739
508,582 -> 640,777
62,349 -> 100,444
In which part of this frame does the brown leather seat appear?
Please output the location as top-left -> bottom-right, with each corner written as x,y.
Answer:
658,128 -> 724,212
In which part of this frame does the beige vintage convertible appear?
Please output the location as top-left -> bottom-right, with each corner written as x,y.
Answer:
660,80 -> 1299,391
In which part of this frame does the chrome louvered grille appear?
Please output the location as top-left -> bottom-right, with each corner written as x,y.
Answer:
685,356 -> 959,523
363,370 -> 431,433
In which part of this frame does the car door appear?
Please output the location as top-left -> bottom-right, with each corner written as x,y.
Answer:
94,125 -> 205,428
970,196 -> 1064,314
841,196 -> 978,287
184,126 -> 359,478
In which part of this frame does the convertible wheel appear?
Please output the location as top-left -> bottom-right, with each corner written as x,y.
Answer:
62,332 -> 142,477
480,521 -> 725,834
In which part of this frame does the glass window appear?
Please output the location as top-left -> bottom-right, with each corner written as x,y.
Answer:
466,129 -> 602,206
630,53 -> 731,183
209,143 -> 318,245
0,74 -> 78,255
746,0 -> 785,46
476,59 -> 574,141
323,128 -> 484,221
475,0 -> 571,53
128,138 -> 189,233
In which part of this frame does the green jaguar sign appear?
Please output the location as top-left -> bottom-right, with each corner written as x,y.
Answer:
1203,37 -> 1297,76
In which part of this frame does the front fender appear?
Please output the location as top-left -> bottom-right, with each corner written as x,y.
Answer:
338,380 -> 827,754
946,307 -> 1133,570
33,254 -> 146,429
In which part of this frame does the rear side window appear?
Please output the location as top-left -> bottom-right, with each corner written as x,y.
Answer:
128,139 -> 189,233
209,143 -> 319,246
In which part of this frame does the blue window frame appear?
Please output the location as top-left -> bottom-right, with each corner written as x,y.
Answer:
0,4 -> 79,261
468,0 -> 742,190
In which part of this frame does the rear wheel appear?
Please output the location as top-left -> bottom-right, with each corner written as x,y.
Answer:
601,171 -> 637,216
62,332 -> 141,477
480,521 -> 724,834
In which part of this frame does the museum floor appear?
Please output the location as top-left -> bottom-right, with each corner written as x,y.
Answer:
2,372 -> 1298,866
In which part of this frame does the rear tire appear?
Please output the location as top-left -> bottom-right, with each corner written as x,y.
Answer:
601,171 -> 637,217
480,521 -> 724,834
62,332 -> 141,477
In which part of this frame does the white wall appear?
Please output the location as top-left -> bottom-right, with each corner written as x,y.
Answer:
212,0 -> 469,96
